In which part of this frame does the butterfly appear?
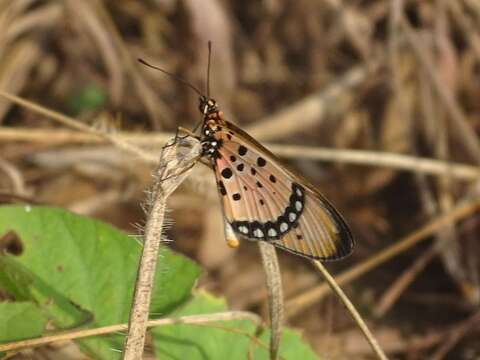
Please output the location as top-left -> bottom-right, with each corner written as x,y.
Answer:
197,97 -> 353,260
139,55 -> 354,261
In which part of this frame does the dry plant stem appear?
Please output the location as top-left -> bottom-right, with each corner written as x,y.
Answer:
69,0 -> 123,104
269,145 -> 480,181
246,60 -> 380,141
448,1 -> 480,61
286,198 -> 480,318
0,91 -> 479,181
1,126 -> 480,182
312,261 -> 388,360
401,16 -> 480,164
92,0 -> 171,129
374,244 -> 437,317
123,195 -> 165,360
258,242 -> 283,360
0,90 -> 157,164
123,137 -> 201,360
0,311 -> 261,353
430,310 -> 480,360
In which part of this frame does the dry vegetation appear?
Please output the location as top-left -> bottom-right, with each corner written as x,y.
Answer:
1,0 -> 480,359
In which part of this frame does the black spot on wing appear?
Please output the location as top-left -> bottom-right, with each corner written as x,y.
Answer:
218,181 -> 227,196
238,145 -> 248,156
221,168 -> 233,179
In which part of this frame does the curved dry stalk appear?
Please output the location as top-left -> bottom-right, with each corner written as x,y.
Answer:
258,242 -> 283,360
0,311 -> 262,353
312,260 -> 388,360
122,136 -> 201,360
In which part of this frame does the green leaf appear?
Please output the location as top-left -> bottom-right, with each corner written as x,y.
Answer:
0,206 -> 200,359
152,292 -> 320,360
0,302 -> 47,342
66,84 -> 107,115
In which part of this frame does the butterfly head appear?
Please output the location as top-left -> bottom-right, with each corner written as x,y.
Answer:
199,96 -> 218,115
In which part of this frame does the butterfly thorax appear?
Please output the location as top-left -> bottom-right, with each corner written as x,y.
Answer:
199,97 -> 226,160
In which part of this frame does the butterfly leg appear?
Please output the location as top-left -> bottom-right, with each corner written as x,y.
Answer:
163,126 -> 201,150
223,220 -> 240,248
177,126 -> 200,140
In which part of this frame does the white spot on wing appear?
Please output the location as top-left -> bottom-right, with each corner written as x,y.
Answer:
295,201 -> 302,211
268,228 -> 277,237
253,229 -> 264,238
280,222 -> 288,232
289,212 -> 297,222
239,226 -> 249,234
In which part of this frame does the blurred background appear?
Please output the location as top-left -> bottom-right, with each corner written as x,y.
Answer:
1,0 -> 480,359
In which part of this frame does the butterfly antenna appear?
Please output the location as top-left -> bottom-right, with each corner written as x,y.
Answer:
206,41 -> 212,98
138,58 -> 203,97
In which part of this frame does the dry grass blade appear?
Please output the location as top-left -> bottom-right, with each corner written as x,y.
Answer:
1,123 -> 479,182
0,90 -> 158,163
374,244 -> 437,317
401,16 -> 480,164
246,60 -> 380,141
91,0 -> 172,129
67,0 -> 124,105
430,310 -> 480,360
269,145 -> 480,182
0,311 -> 262,353
286,197 -> 480,318
312,260 -> 388,360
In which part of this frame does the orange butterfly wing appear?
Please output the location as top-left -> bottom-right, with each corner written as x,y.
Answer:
210,120 -> 353,260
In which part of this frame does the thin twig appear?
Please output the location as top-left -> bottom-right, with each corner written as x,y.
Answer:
269,145 -> 480,182
245,60 -> 381,141
312,261 -> 388,360
122,136 -> 201,360
1,126 -> 479,182
258,242 -> 283,360
374,244 -> 437,317
286,197 -> 480,318
0,90 -> 157,163
430,310 -> 480,360
400,16 -> 480,164
0,92 -> 479,182
0,311 -> 262,352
